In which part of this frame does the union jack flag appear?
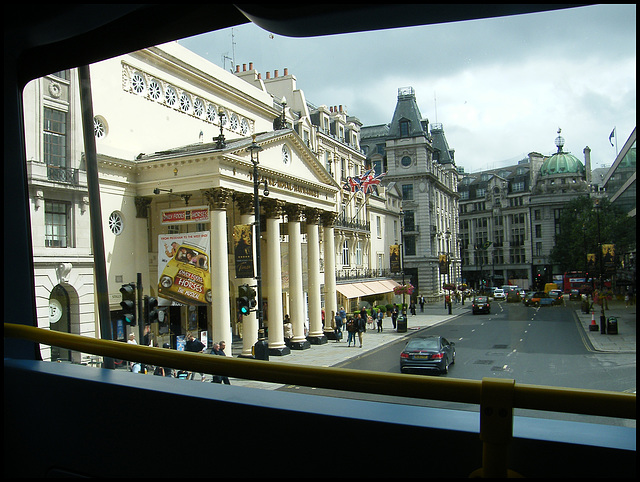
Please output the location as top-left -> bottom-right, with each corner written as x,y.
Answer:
360,171 -> 386,194
343,176 -> 362,192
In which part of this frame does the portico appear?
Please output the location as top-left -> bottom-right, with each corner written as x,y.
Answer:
136,129 -> 340,356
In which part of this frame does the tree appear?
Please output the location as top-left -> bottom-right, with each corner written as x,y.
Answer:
549,196 -> 635,274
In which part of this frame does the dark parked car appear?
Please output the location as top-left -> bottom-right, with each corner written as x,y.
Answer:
400,335 -> 455,374
472,296 -> 491,314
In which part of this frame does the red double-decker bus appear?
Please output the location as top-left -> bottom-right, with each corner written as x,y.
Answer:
562,271 -> 593,293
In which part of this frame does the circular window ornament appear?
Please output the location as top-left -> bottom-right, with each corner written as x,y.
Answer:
94,116 -> 107,138
282,145 -> 291,165
165,86 -> 177,106
401,156 -> 412,167
148,79 -> 162,100
194,98 -> 204,117
241,118 -> 249,135
206,104 -> 217,123
131,72 -> 145,94
108,211 -> 124,236
230,114 -> 239,131
179,92 -> 191,112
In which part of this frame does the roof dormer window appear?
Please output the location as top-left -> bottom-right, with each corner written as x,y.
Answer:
400,120 -> 410,137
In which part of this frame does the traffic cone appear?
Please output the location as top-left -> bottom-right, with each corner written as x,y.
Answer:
589,311 -> 598,331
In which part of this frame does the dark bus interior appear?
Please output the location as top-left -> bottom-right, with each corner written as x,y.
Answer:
4,4 -> 635,478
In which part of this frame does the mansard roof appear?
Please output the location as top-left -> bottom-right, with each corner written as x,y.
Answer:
388,87 -> 427,138
431,124 -> 455,165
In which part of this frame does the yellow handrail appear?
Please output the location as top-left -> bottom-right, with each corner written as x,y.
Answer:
5,322 -> 635,478
4,323 -> 635,419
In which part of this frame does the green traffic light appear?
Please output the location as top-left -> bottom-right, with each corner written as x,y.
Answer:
120,282 -> 136,325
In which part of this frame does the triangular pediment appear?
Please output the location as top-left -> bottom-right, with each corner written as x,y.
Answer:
228,129 -> 337,186
223,129 -> 340,210
133,129 -> 339,211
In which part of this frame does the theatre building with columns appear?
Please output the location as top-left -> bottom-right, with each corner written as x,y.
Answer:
24,41 -> 405,360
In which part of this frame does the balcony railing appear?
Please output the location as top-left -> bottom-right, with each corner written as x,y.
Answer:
336,268 -> 394,281
47,164 -> 80,185
335,214 -> 370,232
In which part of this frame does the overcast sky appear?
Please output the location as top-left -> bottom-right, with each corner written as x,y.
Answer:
179,4 -> 636,173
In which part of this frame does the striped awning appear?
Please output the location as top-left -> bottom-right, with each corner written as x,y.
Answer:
336,279 -> 400,299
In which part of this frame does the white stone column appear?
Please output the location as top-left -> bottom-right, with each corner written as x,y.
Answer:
285,203 -> 310,350
134,197 -> 152,298
305,208 -> 326,344
263,198 -> 289,355
205,188 -> 232,347
322,212 -> 338,339
235,193 -> 258,357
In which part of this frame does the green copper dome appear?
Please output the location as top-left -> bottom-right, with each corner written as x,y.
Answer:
540,130 -> 585,176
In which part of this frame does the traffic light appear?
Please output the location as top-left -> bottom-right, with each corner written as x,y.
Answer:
238,284 -> 251,315
247,285 -> 257,310
145,296 -> 159,324
120,283 -> 136,325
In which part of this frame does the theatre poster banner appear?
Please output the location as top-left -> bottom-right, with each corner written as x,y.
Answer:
157,231 -> 211,306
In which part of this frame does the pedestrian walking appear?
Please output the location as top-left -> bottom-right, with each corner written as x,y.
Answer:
333,310 -> 343,341
127,333 -> 141,373
283,315 -> 293,345
184,332 -> 205,381
356,312 -> 366,348
376,307 -> 384,332
339,306 -> 347,327
153,342 -> 174,377
216,341 -> 231,384
346,317 -> 357,347
391,304 -> 398,329
419,296 -> 425,312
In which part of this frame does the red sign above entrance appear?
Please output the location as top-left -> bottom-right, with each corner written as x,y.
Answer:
161,205 -> 209,225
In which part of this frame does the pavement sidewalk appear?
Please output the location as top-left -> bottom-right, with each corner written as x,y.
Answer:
223,298 -> 635,389
573,298 -> 636,354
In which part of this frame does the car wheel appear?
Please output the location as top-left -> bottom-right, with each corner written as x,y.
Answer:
441,357 -> 449,374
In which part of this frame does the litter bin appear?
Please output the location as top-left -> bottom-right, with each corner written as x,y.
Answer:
254,339 -> 269,360
396,315 -> 407,333
606,316 -> 618,335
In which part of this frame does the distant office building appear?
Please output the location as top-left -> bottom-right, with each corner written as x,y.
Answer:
458,129 -> 593,290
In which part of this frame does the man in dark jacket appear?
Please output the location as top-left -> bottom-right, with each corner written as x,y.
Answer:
185,333 -> 205,380
356,313 -> 366,348
214,340 -> 230,385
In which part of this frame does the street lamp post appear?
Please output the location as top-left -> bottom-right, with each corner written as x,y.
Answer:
594,197 -> 606,333
215,108 -> 226,149
247,135 -> 269,359
445,230 -> 452,314
400,208 -> 406,314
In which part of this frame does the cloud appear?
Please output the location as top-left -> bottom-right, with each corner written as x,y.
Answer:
180,4 -> 636,171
